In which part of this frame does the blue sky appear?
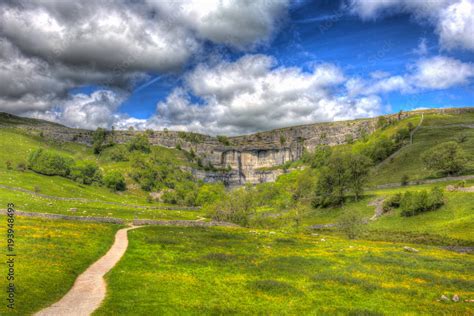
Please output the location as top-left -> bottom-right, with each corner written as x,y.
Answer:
1,0 -> 473,134
116,0 -> 474,124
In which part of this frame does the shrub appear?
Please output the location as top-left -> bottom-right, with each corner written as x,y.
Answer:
337,210 -> 365,239
302,145 -> 332,169
456,133 -> 468,143
109,146 -> 129,162
382,193 -> 401,212
217,135 -> 230,146
28,149 -> 73,176
196,183 -> 225,206
16,161 -> 26,171
393,127 -> 410,144
5,160 -> 12,170
127,134 -> 151,153
361,136 -> 395,163
345,134 -> 354,144
104,171 -> 126,191
401,174 -> 409,186
70,161 -> 102,185
209,186 -> 256,226
400,187 -> 444,217
421,141 -> 468,175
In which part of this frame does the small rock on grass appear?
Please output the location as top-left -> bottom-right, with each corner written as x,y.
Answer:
439,295 -> 450,302
452,294 -> 460,302
403,246 -> 419,253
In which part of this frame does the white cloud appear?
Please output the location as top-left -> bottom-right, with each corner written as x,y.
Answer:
348,0 -> 474,52
142,54 -> 381,135
413,38 -> 429,56
146,0 -> 289,49
412,56 -> 474,89
349,56 -> 474,96
26,90 -> 126,130
438,0 -> 474,51
0,1 -> 289,118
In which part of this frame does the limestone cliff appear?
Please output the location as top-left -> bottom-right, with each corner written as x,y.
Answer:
1,107 -> 472,185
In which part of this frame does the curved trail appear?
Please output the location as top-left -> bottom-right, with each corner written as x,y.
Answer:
35,226 -> 139,316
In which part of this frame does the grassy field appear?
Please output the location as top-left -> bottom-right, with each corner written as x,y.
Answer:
0,216 -> 119,315
299,180 -> 474,246
96,226 -> 474,315
0,188 -> 206,220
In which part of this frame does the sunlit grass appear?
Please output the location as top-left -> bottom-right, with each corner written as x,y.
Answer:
96,226 -> 474,315
0,216 -> 119,315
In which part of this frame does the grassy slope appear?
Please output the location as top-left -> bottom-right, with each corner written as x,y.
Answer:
301,180 -> 474,245
0,216 -> 118,315
96,226 -> 474,315
0,128 -> 205,219
368,113 -> 474,186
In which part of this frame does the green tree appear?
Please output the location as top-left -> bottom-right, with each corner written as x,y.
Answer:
313,154 -> 347,207
421,141 -> 468,175
303,145 -> 332,169
70,161 -> 102,185
92,128 -> 107,154
345,154 -> 372,201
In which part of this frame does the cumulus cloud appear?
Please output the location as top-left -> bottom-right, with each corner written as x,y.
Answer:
146,0 -> 289,49
348,0 -> 474,52
26,90 -> 127,130
347,56 -> 474,96
143,55 -> 381,135
0,0 -> 289,120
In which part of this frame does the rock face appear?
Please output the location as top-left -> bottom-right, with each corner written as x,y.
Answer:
1,107 -> 472,185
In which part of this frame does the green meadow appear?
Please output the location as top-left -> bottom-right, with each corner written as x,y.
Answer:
96,226 -> 474,315
0,216 -> 119,315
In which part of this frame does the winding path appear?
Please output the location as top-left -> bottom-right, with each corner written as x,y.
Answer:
35,226 -> 139,316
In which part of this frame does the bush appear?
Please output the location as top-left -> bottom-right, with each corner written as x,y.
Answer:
16,161 -> 26,171
28,149 -> 74,176
393,127 -> 410,144
5,160 -> 12,170
400,187 -> 444,217
337,210 -> 365,239
104,171 -> 126,191
209,186 -> 256,226
421,141 -> 468,175
382,193 -> 401,212
302,145 -> 332,169
108,146 -> 129,162
196,183 -> 225,206
127,134 -> 151,153
401,174 -> 409,186
361,136 -> 395,163
70,161 -> 103,185
217,135 -> 230,146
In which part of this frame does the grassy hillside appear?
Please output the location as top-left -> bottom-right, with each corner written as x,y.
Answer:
368,112 -> 474,186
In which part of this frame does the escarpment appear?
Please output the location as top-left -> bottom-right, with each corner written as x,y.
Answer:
2,107 -> 472,185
